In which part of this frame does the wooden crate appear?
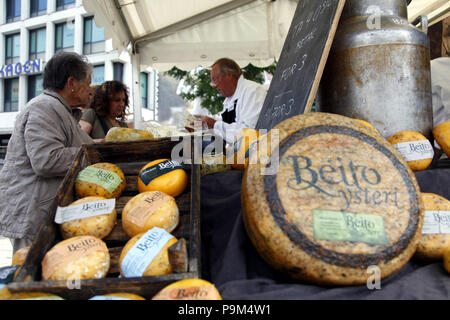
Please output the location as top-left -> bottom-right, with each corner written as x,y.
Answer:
8,137 -> 201,300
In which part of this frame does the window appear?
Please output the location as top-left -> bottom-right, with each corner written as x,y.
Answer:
92,65 -> 105,85
30,0 -> 46,17
140,72 -> 148,109
6,0 -> 21,23
5,33 -> 20,65
83,16 -> 105,55
55,21 -> 74,52
113,62 -> 124,81
28,74 -> 43,101
56,0 -> 74,11
4,78 -> 19,112
29,28 -> 46,60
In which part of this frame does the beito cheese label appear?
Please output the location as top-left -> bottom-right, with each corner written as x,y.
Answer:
392,140 -> 434,161
243,112 -> 423,285
125,192 -> 173,228
152,285 -> 218,300
76,167 -> 123,193
422,211 -> 450,234
121,227 -> 174,277
139,160 -> 183,186
55,199 -> 116,224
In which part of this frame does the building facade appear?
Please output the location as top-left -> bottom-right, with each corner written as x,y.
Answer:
0,0 -> 158,156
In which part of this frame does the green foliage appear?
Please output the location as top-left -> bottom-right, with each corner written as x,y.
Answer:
165,62 -> 276,115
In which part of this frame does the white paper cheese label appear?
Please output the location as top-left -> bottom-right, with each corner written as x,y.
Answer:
54,199 -> 116,224
422,211 -> 450,234
393,140 -> 434,161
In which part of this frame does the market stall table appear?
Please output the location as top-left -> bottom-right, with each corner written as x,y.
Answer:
200,168 -> 450,300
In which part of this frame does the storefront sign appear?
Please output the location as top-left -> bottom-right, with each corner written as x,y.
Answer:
0,59 -> 42,78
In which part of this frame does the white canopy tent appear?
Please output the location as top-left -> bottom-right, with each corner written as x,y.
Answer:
82,0 -> 450,127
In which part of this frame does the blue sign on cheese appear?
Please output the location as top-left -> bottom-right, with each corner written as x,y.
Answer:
121,227 -> 174,277
55,199 -> 116,224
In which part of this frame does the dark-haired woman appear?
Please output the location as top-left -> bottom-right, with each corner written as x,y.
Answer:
79,80 -> 132,141
0,51 -> 93,253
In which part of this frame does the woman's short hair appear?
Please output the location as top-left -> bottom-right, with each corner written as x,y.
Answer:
43,51 -> 93,90
212,58 -> 242,79
91,80 -> 130,121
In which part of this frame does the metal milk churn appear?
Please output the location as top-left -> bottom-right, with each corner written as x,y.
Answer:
316,0 -> 433,140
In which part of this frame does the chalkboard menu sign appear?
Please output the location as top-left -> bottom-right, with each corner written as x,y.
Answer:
256,0 -> 345,130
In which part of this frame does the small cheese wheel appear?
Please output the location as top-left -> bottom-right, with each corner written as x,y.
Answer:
433,120 -> 450,157
119,231 -> 178,277
415,193 -> 450,260
104,127 -> 154,142
201,154 -> 231,175
75,162 -> 126,199
152,278 -> 222,300
137,159 -> 188,197
90,292 -> 146,300
11,246 -> 30,266
354,119 -> 378,133
388,130 -> 434,171
121,191 -> 179,238
41,236 -> 110,281
227,128 -> 261,170
444,247 -> 450,274
8,292 -> 64,300
59,196 -> 117,239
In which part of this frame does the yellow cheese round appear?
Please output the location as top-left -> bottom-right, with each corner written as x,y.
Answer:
89,292 -> 146,300
11,246 -> 30,266
41,236 -> 110,281
59,196 -> 117,240
6,292 -> 64,300
137,159 -> 188,197
414,193 -> 450,261
75,162 -> 126,199
444,247 -> 450,274
243,112 -> 423,285
354,119 -> 379,133
227,128 -> 261,170
152,278 -> 222,300
119,230 -> 177,277
388,130 -> 434,171
121,191 -> 179,238
432,120 -> 450,157
104,127 -> 154,142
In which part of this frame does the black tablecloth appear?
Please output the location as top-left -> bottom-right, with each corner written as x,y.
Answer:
200,169 -> 450,300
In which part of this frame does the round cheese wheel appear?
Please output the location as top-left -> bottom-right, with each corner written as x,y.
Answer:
354,119 -> 379,133
104,127 -> 154,142
414,193 -> 450,260
242,112 -> 423,285
388,130 -> 434,171
152,278 -> 222,300
41,236 -> 110,281
75,163 -> 126,199
444,247 -> 450,274
89,292 -> 146,300
227,128 -> 261,170
433,120 -> 450,157
60,196 -> 117,239
119,228 -> 177,277
121,191 -> 179,238
6,292 -> 64,300
137,159 -> 188,197
11,246 -> 30,265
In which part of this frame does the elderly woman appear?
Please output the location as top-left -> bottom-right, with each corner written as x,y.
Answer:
0,51 -> 93,253
79,80 -> 132,141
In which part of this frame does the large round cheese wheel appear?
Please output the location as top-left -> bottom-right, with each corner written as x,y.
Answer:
414,193 -> 450,261
137,159 -> 188,197
60,196 -> 117,239
121,191 -> 179,238
41,236 -> 110,281
433,120 -> 450,157
152,278 -> 222,300
242,112 -> 423,285
104,127 -> 154,142
75,163 -> 126,199
388,130 -> 434,171
119,228 -> 177,277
